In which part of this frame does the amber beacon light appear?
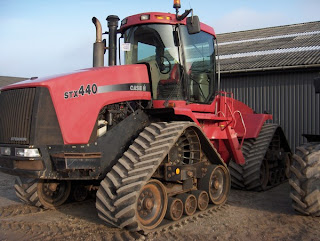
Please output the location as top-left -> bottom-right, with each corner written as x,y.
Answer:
173,0 -> 181,9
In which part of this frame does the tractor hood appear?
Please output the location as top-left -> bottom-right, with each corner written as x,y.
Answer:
0,65 -> 151,144
1,64 -> 150,93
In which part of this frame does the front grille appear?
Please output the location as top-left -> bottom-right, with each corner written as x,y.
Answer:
0,88 -> 36,144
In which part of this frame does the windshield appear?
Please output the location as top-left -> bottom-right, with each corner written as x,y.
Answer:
124,24 -> 183,100
123,24 -> 216,103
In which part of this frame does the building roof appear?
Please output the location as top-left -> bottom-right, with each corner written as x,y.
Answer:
217,21 -> 320,73
0,76 -> 27,88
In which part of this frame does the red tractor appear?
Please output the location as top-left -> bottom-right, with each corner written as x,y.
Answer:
0,1 -> 290,232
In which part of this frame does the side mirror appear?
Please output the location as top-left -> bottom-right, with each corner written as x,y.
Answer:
314,77 -> 320,94
187,16 -> 200,34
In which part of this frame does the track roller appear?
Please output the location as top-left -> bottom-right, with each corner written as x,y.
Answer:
165,197 -> 183,221
177,193 -> 197,216
191,190 -> 209,211
72,185 -> 88,202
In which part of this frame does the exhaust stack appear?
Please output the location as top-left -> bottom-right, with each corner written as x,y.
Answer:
92,17 -> 105,67
106,15 -> 120,66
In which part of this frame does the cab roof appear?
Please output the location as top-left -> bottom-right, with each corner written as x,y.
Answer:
120,12 -> 216,37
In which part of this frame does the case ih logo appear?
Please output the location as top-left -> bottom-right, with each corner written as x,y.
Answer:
11,137 -> 27,142
130,84 -> 147,91
98,83 -> 150,94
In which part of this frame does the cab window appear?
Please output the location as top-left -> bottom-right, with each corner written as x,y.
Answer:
180,27 -> 216,103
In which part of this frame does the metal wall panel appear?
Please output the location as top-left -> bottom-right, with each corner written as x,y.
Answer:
221,69 -> 320,151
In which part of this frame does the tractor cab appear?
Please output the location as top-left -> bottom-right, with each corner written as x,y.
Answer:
119,12 -> 218,104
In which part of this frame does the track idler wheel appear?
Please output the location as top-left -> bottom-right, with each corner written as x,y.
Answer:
38,180 -> 71,209
198,165 -> 230,205
192,190 -> 209,211
165,197 -> 184,221
285,153 -> 292,179
260,159 -> 270,190
279,168 -> 286,182
72,185 -> 88,202
136,179 -> 168,230
178,193 -> 197,216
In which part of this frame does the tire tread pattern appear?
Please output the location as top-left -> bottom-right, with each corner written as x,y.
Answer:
14,177 -> 42,207
289,142 -> 320,216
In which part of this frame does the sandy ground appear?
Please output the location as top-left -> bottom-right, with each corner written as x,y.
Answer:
0,172 -> 319,241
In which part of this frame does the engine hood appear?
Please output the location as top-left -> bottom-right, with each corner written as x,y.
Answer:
1,65 -> 151,144
1,65 -> 150,92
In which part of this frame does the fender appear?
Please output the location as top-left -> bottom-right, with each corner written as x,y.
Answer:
2,65 -> 151,144
231,98 -> 272,138
152,98 -> 272,139
241,113 -> 272,138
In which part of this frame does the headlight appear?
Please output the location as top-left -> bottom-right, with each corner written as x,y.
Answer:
15,148 -> 41,158
0,147 -> 11,156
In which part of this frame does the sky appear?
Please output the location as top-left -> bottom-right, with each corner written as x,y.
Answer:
0,0 -> 319,78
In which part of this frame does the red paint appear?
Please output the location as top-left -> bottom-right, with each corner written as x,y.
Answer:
152,91 -> 272,164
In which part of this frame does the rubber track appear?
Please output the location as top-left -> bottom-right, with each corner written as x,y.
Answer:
229,139 -> 254,189
229,123 -> 279,191
289,143 -> 320,216
96,121 -> 227,233
14,177 -> 42,207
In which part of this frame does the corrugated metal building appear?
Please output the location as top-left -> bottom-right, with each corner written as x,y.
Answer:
217,21 -> 320,151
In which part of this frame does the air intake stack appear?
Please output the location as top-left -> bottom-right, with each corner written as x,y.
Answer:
106,15 -> 120,66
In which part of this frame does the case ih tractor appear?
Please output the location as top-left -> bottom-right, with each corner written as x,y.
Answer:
0,1 -> 290,232
289,78 -> 320,217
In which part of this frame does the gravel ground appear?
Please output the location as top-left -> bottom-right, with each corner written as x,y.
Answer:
0,172 -> 319,241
